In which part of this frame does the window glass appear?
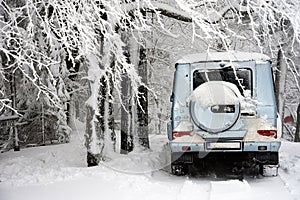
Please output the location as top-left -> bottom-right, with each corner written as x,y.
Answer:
193,68 -> 252,96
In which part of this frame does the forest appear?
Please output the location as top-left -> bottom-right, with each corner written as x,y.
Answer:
0,0 -> 300,166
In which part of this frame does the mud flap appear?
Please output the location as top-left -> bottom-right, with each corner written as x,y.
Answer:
171,164 -> 188,176
262,165 -> 279,176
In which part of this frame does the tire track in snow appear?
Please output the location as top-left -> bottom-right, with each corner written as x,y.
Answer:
176,180 -> 210,200
278,170 -> 300,200
173,178 -> 252,200
166,175 -> 294,200
209,180 -> 251,200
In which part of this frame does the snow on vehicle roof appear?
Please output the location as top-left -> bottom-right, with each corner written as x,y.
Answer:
176,51 -> 271,64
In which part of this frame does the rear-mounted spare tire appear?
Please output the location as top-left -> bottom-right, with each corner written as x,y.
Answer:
190,81 -> 241,133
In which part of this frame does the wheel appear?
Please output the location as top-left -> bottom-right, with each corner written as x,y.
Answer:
190,81 -> 241,133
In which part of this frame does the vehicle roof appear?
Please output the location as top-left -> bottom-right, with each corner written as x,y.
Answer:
176,51 -> 271,64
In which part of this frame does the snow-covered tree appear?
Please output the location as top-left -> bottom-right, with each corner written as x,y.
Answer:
1,0 -> 300,163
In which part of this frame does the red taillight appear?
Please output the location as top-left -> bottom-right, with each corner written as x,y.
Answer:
172,131 -> 191,140
257,130 -> 277,138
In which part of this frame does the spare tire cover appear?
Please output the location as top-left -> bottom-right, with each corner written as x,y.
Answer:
190,81 -> 241,133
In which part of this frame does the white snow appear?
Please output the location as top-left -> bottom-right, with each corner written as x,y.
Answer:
243,117 -> 280,142
279,141 -> 300,198
0,120 -> 299,200
0,115 -> 19,121
209,180 -> 251,200
173,121 -> 194,132
172,134 -> 205,143
189,81 -> 241,109
176,51 -> 271,64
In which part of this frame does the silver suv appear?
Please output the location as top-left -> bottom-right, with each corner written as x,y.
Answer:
168,52 -> 281,176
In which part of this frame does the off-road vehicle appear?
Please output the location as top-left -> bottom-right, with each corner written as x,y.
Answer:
167,52 -> 281,176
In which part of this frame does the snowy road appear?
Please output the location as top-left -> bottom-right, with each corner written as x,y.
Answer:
0,124 -> 299,200
0,167 -> 295,200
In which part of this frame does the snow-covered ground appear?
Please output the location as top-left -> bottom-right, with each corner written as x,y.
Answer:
0,121 -> 299,200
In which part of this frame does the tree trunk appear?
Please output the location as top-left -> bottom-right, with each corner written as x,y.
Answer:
294,103 -> 300,142
85,5 -> 109,165
120,73 -> 134,153
65,53 -> 80,126
10,72 -> 19,151
98,74 -> 115,153
85,54 -> 103,167
120,38 -> 134,154
96,77 -> 107,159
85,63 -> 115,165
137,46 -> 149,149
274,49 -> 287,133
85,103 -> 101,167
107,72 -> 116,152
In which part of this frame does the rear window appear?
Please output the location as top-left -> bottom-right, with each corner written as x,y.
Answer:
193,68 -> 252,96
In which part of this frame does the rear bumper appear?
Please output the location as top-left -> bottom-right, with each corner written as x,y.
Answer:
170,141 -> 281,153
171,151 -> 279,165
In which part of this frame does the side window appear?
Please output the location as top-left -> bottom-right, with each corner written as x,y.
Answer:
193,68 -> 252,96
